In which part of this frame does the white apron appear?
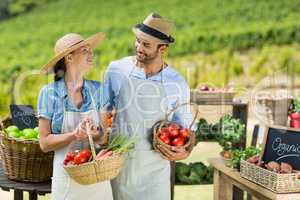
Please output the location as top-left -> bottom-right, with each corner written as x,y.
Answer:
111,66 -> 171,200
51,90 -> 113,200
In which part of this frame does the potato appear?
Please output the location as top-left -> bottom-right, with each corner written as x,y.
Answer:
280,162 -> 293,174
266,161 -> 280,173
246,155 -> 260,164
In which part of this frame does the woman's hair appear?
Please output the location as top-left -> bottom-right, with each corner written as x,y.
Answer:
54,58 -> 66,81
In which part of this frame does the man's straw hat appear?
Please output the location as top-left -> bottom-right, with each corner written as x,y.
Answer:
132,13 -> 175,44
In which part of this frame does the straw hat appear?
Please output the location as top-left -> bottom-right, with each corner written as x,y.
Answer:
41,32 -> 105,74
132,13 -> 175,44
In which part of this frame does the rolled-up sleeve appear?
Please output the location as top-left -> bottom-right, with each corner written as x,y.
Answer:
37,85 -> 56,121
104,62 -> 126,110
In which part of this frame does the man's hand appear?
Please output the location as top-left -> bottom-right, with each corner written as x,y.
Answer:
158,145 -> 190,161
157,131 -> 196,161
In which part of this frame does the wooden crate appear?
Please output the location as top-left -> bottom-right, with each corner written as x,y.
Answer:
191,90 -> 235,104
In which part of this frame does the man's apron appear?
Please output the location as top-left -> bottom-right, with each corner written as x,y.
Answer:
111,66 -> 171,200
51,90 -> 113,200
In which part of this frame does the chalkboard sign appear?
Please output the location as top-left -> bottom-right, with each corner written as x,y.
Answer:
9,105 -> 38,130
261,125 -> 300,170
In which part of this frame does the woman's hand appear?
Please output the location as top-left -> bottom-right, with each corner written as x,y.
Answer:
82,117 -> 100,138
72,121 -> 88,140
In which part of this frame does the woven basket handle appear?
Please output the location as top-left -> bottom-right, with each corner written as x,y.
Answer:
86,122 -> 97,161
0,120 -> 4,131
165,102 -> 199,130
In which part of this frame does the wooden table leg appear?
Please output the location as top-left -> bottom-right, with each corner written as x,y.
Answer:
29,192 -> 37,200
170,161 -> 176,200
14,190 -> 23,200
213,169 -> 233,200
233,186 -> 244,200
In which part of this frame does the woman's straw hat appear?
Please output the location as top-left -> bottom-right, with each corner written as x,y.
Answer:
41,32 -> 105,74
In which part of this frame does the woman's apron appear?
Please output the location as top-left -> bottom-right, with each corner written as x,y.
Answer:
51,90 -> 113,200
111,66 -> 171,200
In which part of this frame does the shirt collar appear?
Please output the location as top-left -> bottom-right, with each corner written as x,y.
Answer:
54,78 -> 88,98
130,64 -> 169,82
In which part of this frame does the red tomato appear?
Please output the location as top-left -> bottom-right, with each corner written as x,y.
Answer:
179,128 -> 189,138
66,152 -> 75,161
74,153 -> 88,165
63,159 -> 69,165
171,137 -> 185,146
80,149 -> 91,159
159,128 -> 170,138
159,135 -> 170,145
169,129 -> 179,138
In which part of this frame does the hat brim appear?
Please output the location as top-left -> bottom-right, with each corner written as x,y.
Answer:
41,32 -> 105,74
132,25 -> 171,44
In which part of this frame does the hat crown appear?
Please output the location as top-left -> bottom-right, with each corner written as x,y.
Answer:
54,33 -> 84,55
143,13 -> 173,36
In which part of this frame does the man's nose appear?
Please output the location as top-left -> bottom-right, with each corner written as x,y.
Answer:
136,43 -> 144,52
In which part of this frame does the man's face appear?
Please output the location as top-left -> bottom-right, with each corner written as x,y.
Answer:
134,37 -> 161,64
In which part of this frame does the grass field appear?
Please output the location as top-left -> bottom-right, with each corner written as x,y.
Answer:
2,0 -> 300,116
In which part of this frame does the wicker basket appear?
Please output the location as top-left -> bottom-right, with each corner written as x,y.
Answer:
240,160 -> 300,193
152,103 -> 198,152
63,123 -> 125,185
0,118 -> 54,182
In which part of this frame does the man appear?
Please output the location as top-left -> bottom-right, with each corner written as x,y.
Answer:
105,13 -> 196,200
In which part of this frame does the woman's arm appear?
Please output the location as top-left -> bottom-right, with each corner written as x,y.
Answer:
39,118 -> 86,152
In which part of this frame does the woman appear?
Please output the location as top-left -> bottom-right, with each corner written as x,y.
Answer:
37,32 -> 113,200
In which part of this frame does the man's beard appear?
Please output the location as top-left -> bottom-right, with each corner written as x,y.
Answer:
135,50 -> 158,64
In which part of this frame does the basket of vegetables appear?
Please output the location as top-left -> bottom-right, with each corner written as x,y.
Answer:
240,158 -> 300,193
152,103 -> 198,152
63,124 -> 135,185
0,117 -> 54,182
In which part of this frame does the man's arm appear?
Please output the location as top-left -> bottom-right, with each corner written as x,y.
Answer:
157,79 -> 197,160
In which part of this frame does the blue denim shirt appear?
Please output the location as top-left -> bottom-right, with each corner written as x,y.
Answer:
37,78 -> 109,134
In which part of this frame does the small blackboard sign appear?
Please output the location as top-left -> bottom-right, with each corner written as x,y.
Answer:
261,125 -> 300,170
9,105 -> 38,130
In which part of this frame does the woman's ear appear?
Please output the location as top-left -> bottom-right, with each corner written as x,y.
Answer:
65,54 -> 73,63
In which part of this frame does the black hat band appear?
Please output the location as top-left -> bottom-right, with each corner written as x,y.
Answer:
137,24 -> 175,43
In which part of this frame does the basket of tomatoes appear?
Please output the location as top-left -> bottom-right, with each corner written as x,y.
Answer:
152,103 -> 198,152
63,123 -> 135,185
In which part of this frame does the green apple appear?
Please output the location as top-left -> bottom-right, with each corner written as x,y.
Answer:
5,125 -> 19,133
23,128 -> 38,140
34,127 -> 39,133
8,130 -> 22,138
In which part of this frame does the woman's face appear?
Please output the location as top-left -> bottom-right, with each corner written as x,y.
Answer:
67,44 -> 93,73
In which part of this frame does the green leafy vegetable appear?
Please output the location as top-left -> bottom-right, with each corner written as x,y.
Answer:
107,135 -> 136,154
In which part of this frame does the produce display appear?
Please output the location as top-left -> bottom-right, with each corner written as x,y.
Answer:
196,115 -> 245,149
157,123 -> 190,147
175,162 -> 213,184
231,146 -> 261,169
5,125 -> 39,140
215,115 -> 245,151
198,85 -> 234,93
246,156 -> 295,174
64,135 -> 135,166
195,118 -> 220,142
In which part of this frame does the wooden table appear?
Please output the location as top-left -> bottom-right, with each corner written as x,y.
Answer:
208,157 -> 300,200
0,164 -> 51,200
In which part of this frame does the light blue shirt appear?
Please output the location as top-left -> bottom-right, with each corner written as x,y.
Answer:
37,78 -> 109,134
105,56 -> 195,130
